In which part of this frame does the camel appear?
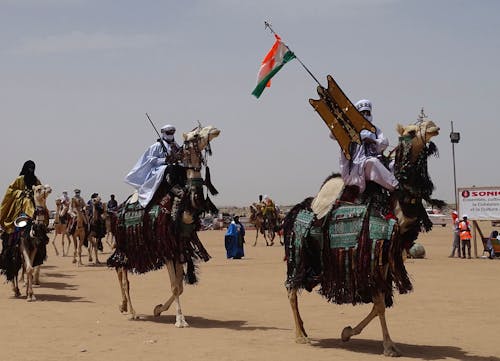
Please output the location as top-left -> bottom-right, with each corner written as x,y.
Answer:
249,202 -> 278,246
52,198 -> 72,256
104,209 -> 118,248
108,125 -> 220,326
284,119 -> 441,356
18,184 -> 52,301
87,196 -> 106,265
71,201 -> 89,266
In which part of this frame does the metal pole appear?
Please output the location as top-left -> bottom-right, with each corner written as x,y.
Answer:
451,121 -> 458,209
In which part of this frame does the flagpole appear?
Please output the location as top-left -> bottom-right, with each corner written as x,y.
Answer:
264,21 -> 323,88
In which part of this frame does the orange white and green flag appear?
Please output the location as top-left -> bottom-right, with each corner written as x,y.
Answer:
252,34 -> 296,98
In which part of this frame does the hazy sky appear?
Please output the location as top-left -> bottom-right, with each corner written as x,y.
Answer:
1,0 -> 498,207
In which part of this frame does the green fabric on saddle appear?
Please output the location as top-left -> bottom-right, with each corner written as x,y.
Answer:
328,204 -> 396,249
328,205 -> 367,249
369,217 -> 396,241
122,202 -> 160,228
293,210 -> 315,248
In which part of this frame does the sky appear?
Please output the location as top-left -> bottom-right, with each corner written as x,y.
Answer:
0,0 -> 499,208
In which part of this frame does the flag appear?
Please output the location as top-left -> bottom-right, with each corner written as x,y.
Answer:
252,34 -> 296,98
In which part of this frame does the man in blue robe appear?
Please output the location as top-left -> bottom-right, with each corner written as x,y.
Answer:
225,216 -> 245,259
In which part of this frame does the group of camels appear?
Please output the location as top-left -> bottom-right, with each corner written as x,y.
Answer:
1,117 -> 440,357
51,196 -> 116,265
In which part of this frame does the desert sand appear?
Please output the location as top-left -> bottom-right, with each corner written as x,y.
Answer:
0,226 -> 499,361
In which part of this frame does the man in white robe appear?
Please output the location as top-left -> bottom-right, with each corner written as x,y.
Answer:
125,124 -> 181,207
338,99 -> 398,193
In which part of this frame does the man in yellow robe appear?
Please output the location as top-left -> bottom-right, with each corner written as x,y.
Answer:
0,160 -> 41,235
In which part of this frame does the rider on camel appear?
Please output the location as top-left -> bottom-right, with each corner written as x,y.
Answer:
261,194 -> 277,229
337,99 -> 399,196
124,123 -> 184,218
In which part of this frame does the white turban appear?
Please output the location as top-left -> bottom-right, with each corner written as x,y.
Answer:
355,99 -> 372,112
161,124 -> 175,133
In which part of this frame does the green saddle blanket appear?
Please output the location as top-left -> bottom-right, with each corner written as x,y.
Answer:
328,204 -> 396,249
121,201 -> 161,229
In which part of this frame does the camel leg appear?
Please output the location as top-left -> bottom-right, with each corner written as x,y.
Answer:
71,235 -> 78,263
61,233 -> 67,256
253,227 -> 259,247
12,275 -> 21,297
33,266 -> 40,286
341,293 -> 401,357
21,245 -> 35,301
117,268 -> 137,319
374,293 -> 401,357
77,237 -> 84,266
65,233 -> 73,257
153,261 -> 188,327
288,288 -> 309,343
94,239 -> 100,265
52,234 -> 60,256
88,239 -> 93,263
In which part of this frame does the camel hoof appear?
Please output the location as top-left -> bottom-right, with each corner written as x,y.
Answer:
153,304 -> 163,317
72,258 -> 77,264
175,316 -> 189,328
295,336 -> 310,344
341,326 -> 353,342
119,302 -> 127,313
129,313 -> 138,320
383,342 -> 402,357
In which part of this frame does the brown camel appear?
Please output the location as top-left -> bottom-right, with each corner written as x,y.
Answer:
19,184 -> 52,301
52,198 -> 72,256
284,120 -> 441,357
108,125 -> 220,326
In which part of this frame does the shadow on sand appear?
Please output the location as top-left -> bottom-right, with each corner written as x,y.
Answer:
313,338 -> 500,361
28,293 -> 92,303
136,314 -> 287,332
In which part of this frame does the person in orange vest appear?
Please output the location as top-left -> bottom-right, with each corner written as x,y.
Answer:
458,214 -> 472,259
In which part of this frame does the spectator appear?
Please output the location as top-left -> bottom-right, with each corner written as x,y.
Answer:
449,210 -> 461,258
458,215 -> 472,259
224,216 -> 245,259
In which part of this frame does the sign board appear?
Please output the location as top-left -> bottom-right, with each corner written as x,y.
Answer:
458,186 -> 500,220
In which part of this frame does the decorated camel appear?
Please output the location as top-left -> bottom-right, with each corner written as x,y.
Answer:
9,184 -> 52,300
71,200 -> 89,266
104,209 -> 118,248
87,196 -> 106,265
107,125 -> 220,326
283,119 -> 441,356
249,202 -> 278,246
52,198 -> 72,256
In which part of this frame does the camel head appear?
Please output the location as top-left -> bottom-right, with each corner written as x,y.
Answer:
396,119 -> 440,162
91,196 -> 102,205
181,125 -> 221,211
183,125 -> 221,150
32,184 -> 52,208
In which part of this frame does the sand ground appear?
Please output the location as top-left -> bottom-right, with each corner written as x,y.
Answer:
0,226 -> 499,361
